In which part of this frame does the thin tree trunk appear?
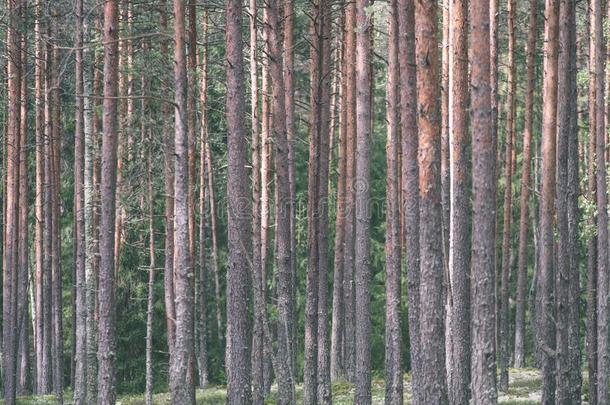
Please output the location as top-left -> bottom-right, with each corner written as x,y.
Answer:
587,0 -> 599,397
85,30 -> 100,405
384,1 -> 402,402
514,0 -> 538,370
538,0 -> 559,398
415,0 -> 448,401
283,0 -> 297,371
145,107 -> 155,405
595,0 -> 609,394
225,0 -> 253,400
161,0 -> 177,358
567,1 -> 582,399
397,0 -> 420,401
197,9 -> 209,390
206,142 -> 222,343
97,0 -> 120,401
17,6 -> 30,395
556,0 -> 576,400
169,0 -> 195,402
250,0 -> 265,399
330,5 -> 347,380
303,0 -> 322,396
499,0 -> 515,390
470,0 -> 498,400
3,1 -> 22,401
448,0 -> 470,398
342,0 -> 357,381
49,12 -> 64,399
34,0 -> 47,394
264,0 -> 296,400
73,0 -> 87,400
316,6 -> 333,403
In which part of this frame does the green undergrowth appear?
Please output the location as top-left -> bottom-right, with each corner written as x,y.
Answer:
0,368 -> 581,404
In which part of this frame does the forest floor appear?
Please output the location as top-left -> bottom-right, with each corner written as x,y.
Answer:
2,368 -> 588,404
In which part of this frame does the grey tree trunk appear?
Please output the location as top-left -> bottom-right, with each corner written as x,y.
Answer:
73,0 -> 88,400
397,0 -> 420,401
448,0 -> 471,399
514,0 -> 538,369
97,0 -> 120,402
225,0 -> 253,401
169,0 -> 196,403
384,1 -> 403,402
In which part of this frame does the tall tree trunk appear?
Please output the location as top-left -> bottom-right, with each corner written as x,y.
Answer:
85,35 -> 102,405
538,0 -> 559,398
73,0 -> 87,400
470,0 -> 498,401
499,0 -> 515,390
303,0 -> 322,396
587,0 -> 599,397
97,0 -> 120,402
17,6 -> 30,395
415,0 -> 448,401
567,1 -> 582,399
342,0 -> 357,381
448,0 -> 470,398
225,0 -> 253,401
145,100 -> 155,405
161,0 -> 177,359
384,1 -> 402,402
3,1 -> 22,402
398,0 -> 420,401
316,6 -> 333,403
595,0 -> 609,394
556,0 -> 576,401
514,0 -> 538,369
250,0 -> 265,399
48,9 -> 63,398
330,5 -> 347,380
197,9 -> 209,390
283,0 -> 297,371
264,0 -> 296,400
169,0 -> 195,403
34,0 -> 48,394
206,142 -> 222,343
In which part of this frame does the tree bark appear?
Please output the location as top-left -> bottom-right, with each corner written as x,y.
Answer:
161,0 -> 177,359
448,0 -> 470,398
397,0 -> 420,401
225,0 -> 253,400
330,5 -> 347,381
197,9 -> 210,390
384,1 -> 402,403
34,0 -> 49,394
498,0 -> 515,390
169,0 -> 196,403
514,0 -> 538,369
3,1 -> 22,402
538,0 -> 559,398
73,0 -> 87,400
316,6 -> 333,403
264,0 -> 296,400
556,0 -> 577,401
595,0 -> 609,395
415,0 -> 448,401
97,0 -> 120,401
342,0 -> 357,381
470,0 -> 498,400
250,0 -> 265,399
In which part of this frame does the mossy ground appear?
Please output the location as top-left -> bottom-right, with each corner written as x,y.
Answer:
1,368 -> 588,404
